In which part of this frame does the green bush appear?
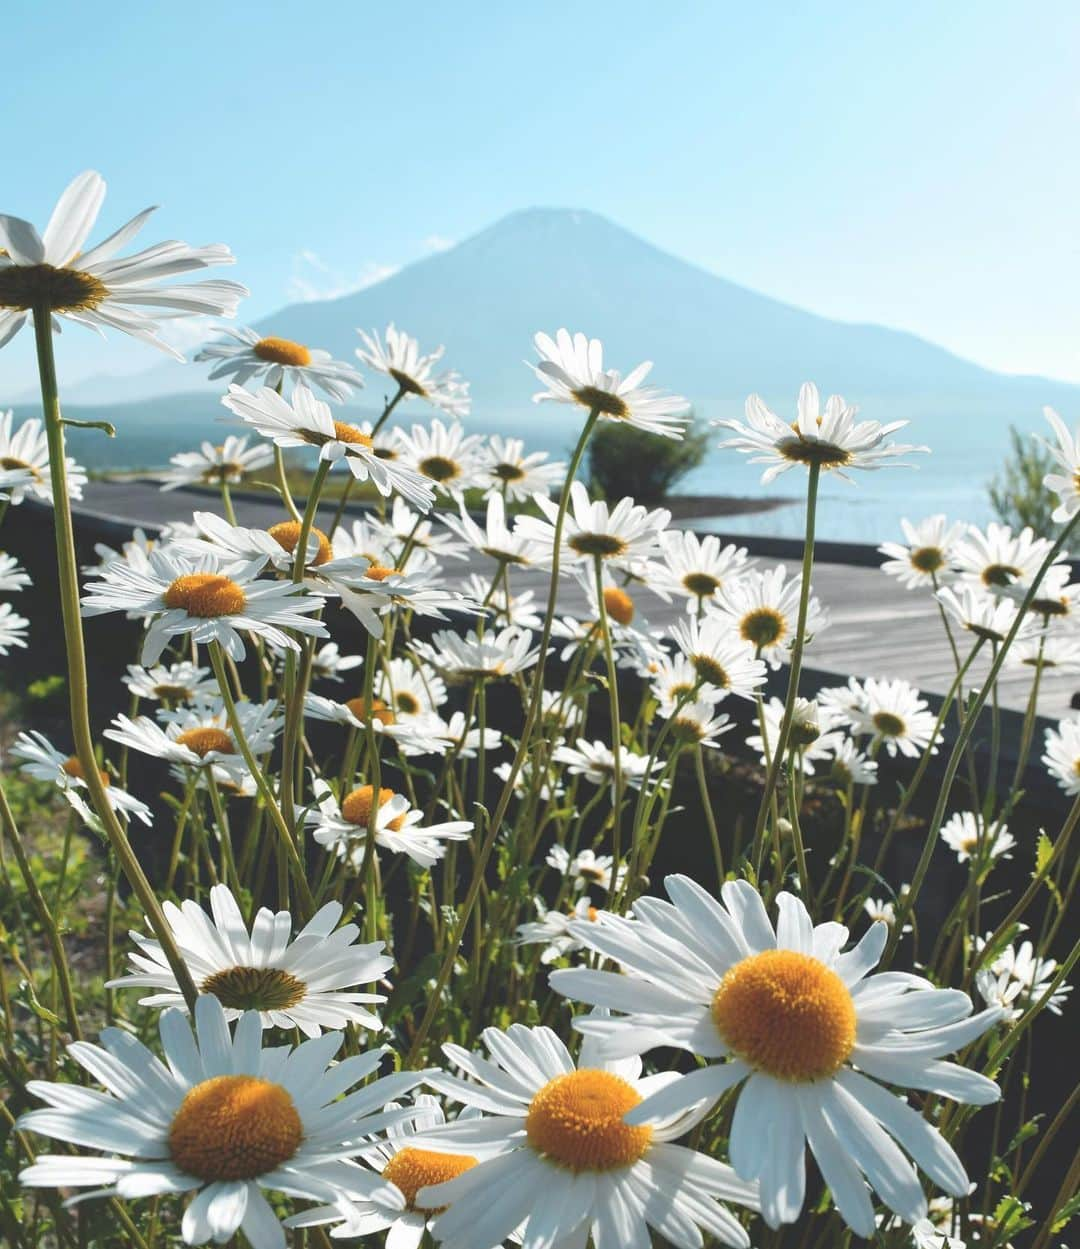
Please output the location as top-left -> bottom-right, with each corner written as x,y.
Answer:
988,425 -> 1061,539
586,415 -> 708,502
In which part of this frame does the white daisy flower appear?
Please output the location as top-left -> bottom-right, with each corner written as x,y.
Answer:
18,994 -> 422,1248
665,700 -> 735,750
461,575 -> 544,629
516,896 -> 603,964
974,938 -> 1071,1020
828,737 -> 879,787
516,481 -> 670,576
0,601 -> 29,654
366,495 -> 470,563
80,546 -> 328,664
649,652 -> 721,715
552,875 -> 1003,1237
530,328 -> 691,439
333,563 -> 482,639
309,640 -> 364,683
221,383 -> 434,510
84,527 -> 157,579
1038,405 -> 1080,523
0,552 -> 31,591
952,522 -> 1064,596
745,697 -> 843,776
413,625 -> 541,680
650,531 -> 751,609
940,812 -> 1014,865
108,884 -> 392,1036
546,846 -> 627,894
159,435 -> 274,491
9,730 -> 151,825
1006,633 -> 1080,673
105,700 -> 281,778
552,738 -> 663,795
302,692 -> 448,755
307,779 -> 472,870
286,1095 -> 488,1246
1041,714 -> 1080,794
879,516 -> 964,590
863,896 -> 898,927
393,418 -> 485,502
377,656 -> 448,719
356,323 -> 470,418
1003,561 -> 1080,626
123,661 -> 216,704
0,411 -> 86,506
395,710 -> 503,760
196,325 -> 364,400
935,585 -> 1033,646
668,614 -> 768,700
479,434 -> 565,502
715,382 -> 927,483
847,677 -> 940,758
816,676 -> 870,725
0,170 -> 245,355
440,492 -> 550,569
713,564 -> 828,668
411,1023 -> 758,1249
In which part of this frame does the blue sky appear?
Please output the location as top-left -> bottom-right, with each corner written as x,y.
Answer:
4,1 -> 1078,392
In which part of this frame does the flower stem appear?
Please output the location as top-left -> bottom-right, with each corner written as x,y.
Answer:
30,303 -> 199,1011
751,461 -> 820,867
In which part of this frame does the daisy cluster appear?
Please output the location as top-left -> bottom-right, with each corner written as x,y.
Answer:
0,172 -> 1075,1249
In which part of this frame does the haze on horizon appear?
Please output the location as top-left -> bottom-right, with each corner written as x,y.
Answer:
3,1 -> 1077,397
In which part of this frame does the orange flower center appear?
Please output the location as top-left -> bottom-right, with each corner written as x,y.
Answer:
525,1069 -> 652,1172
175,727 -> 235,758
252,336 -> 312,367
266,520 -> 332,566
163,573 -> 246,618
364,563 -> 402,581
168,1075 -> 302,1181
341,783 -> 406,831
61,756 -> 110,786
602,586 -> 634,626
344,696 -> 396,726
382,1147 -> 477,1212
711,949 -> 856,1081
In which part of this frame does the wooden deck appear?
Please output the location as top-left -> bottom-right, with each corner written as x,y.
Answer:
74,480 -> 1077,721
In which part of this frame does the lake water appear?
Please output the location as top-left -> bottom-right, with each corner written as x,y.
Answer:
50,390 -> 1056,546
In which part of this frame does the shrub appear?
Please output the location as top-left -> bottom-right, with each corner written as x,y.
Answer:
988,425 -> 1061,539
586,414 -> 708,502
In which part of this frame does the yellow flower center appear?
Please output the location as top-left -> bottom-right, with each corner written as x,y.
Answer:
683,571 -> 721,597
981,562 -> 1021,588
0,263 -> 108,312
163,573 -> 246,618
0,455 -> 40,479
252,336 -> 312,367
201,965 -> 306,1011
388,367 -> 428,397
62,756 -> 110,787
175,727 -> 235,757
777,435 -> 852,469
266,520 -> 332,566
299,422 -> 373,451
571,386 -> 629,419
871,710 -> 906,738
418,455 -> 460,483
711,949 -> 856,1082
344,696 -> 396,726
151,683 -> 194,702
909,546 -> 945,574
525,1069 -> 652,1172
364,563 -> 401,581
568,532 -> 627,559
492,462 -> 526,482
692,656 -> 730,688
382,1147 -> 477,1212
739,607 -> 787,648
602,586 -> 634,626
199,462 -> 245,484
168,1075 -> 302,1181
342,783 -> 406,831
395,691 -> 421,715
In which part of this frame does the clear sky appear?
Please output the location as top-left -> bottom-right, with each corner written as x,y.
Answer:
3,1 -> 1078,393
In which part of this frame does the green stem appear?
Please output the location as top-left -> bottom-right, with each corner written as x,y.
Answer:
30,303 -> 198,1011
593,555 -> 625,869
751,462 -> 821,862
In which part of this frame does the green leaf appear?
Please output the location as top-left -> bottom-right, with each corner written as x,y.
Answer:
61,417 -> 115,436
1034,830 -> 1054,876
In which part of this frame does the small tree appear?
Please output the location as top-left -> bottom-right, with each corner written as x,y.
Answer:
586,414 -> 708,503
988,425 -> 1060,539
